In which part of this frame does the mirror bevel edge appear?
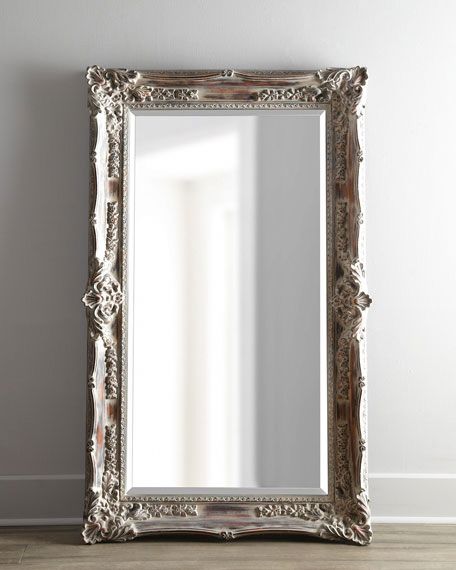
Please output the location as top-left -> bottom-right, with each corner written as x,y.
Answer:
121,106 -> 333,502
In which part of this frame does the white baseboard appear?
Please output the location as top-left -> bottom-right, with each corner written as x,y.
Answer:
1,473 -> 455,525
0,474 -> 84,523
370,473 -> 456,480
0,474 -> 84,481
369,474 -> 456,519
373,516 -> 456,524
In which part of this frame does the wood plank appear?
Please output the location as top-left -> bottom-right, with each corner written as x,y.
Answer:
0,544 -> 26,565
20,540 -> 456,564
10,559 -> 455,570
374,524 -> 456,544
0,525 -> 455,569
0,526 -> 79,546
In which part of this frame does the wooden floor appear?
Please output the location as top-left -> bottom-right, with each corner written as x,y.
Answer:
0,524 -> 455,569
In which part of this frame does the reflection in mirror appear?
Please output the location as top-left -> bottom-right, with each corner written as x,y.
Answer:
126,111 -> 327,495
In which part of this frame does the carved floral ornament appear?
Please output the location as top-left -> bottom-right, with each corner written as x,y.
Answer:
83,66 -> 371,545
86,65 -> 366,109
257,492 -> 372,546
256,67 -> 367,111
82,201 -> 123,398
86,65 -> 366,180
83,270 -> 123,334
83,425 -> 199,544
332,258 -> 372,337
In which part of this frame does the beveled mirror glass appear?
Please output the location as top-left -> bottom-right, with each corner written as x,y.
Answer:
83,66 -> 371,545
128,110 -> 327,495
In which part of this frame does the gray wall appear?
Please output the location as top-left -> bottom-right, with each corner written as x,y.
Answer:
1,0 -> 455,522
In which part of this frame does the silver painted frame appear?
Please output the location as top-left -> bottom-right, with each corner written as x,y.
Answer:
82,66 -> 371,545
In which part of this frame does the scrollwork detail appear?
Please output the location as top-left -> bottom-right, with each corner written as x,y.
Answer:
257,85 -> 329,102
83,426 -> 137,544
219,530 -> 236,540
83,269 -> 123,335
332,202 -> 372,400
319,492 -> 372,546
256,67 -> 366,110
332,202 -> 372,339
257,502 -> 334,521
257,494 -> 372,546
87,66 -> 198,178
83,200 -> 122,398
256,67 -> 367,181
82,426 -> 198,544
84,65 -> 371,546
333,258 -> 372,336
317,67 -> 367,115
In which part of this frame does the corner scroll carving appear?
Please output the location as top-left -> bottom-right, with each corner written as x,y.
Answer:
316,67 -> 367,114
256,67 -> 367,181
83,426 -> 198,544
257,494 -> 372,546
256,67 -> 366,108
87,65 -> 199,178
83,425 -> 137,544
319,492 -> 372,546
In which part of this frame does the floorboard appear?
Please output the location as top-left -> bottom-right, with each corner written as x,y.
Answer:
0,524 -> 454,569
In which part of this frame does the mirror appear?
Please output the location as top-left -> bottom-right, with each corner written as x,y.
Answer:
84,66 -> 371,545
127,111 -> 327,495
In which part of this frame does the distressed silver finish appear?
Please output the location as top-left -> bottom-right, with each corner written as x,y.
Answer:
83,66 -> 371,545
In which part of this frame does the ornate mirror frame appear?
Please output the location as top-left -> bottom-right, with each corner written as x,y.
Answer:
82,66 -> 371,546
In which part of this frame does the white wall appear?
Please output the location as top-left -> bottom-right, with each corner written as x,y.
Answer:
1,0 -> 455,523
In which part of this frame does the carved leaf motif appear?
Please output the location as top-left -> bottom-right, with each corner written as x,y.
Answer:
83,426 -> 199,544
126,86 -> 199,102
257,85 -> 328,102
83,200 -> 122,397
332,258 -> 372,337
256,68 -> 367,182
83,269 -> 123,335
317,67 -> 368,114
82,490 -> 137,545
87,66 -> 199,178
84,65 -> 370,544
257,495 -> 371,546
256,67 -> 367,110
149,88 -> 198,101
257,503 -> 334,521
87,66 -> 138,108
319,493 -> 372,546
333,203 -> 371,337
